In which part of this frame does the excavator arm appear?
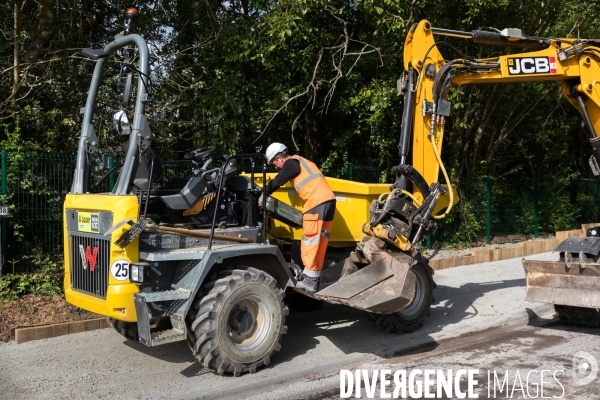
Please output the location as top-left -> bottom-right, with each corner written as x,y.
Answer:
366,19 -> 600,255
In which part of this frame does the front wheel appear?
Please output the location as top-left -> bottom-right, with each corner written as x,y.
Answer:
106,317 -> 138,340
366,259 -> 435,333
555,305 -> 600,327
188,268 -> 288,376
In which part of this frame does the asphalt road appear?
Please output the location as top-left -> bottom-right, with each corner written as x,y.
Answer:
267,318 -> 600,400
0,252 -> 568,399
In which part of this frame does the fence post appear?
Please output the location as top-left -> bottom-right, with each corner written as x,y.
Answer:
534,172 -> 539,238
109,156 -> 115,191
349,163 -> 355,181
486,176 -> 491,245
1,150 -> 6,274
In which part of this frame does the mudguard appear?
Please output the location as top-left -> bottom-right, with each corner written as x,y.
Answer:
133,243 -> 294,346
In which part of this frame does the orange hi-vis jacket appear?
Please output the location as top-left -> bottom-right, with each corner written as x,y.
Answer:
289,156 -> 336,211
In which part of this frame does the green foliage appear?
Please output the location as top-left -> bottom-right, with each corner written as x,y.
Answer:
2,0 -> 600,254
1,247 -> 62,300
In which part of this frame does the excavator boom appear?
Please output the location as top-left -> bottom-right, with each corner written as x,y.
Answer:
371,20 -> 600,320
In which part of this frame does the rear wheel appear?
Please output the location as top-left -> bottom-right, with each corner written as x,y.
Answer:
188,268 -> 288,376
366,259 -> 435,333
555,305 -> 600,327
106,317 -> 138,340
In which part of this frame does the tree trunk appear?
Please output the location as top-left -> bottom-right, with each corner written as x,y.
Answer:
25,0 -> 56,64
12,0 -> 23,101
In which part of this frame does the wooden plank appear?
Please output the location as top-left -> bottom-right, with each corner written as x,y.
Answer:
513,246 -> 523,258
442,258 -> 456,270
83,319 -> 100,331
53,323 -> 69,337
69,321 -> 84,334
35,325 -> 54,340
429,259 -> 443,270
14,328 -> 36,344
492,249 -> 502,261
501,248 -> 514,260
454,256 -> 472,267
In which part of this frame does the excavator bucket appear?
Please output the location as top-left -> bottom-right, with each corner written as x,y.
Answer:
522,237 -> 600,308
296,237 -> 417,313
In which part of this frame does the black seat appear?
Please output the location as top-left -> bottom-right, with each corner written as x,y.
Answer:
161,158 -> 238,210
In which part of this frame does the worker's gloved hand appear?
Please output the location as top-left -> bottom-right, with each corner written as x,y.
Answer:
258,194 -> 264,208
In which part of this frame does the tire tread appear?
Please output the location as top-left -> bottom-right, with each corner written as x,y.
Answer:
188,267 -> 287,375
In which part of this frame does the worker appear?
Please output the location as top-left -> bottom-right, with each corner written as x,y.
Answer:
260,142 -> 336,292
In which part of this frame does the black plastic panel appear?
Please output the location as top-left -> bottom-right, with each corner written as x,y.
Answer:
556,237 -> 600,256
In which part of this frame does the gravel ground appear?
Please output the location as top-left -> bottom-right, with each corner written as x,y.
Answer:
0,253 -> 556,399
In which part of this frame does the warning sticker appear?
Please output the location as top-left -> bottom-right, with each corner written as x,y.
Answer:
78,212 -> 99,233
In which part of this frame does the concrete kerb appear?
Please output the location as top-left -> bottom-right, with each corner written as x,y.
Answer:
187,304 -> 556,400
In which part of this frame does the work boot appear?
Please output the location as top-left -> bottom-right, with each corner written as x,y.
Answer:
296,274 -> 319,293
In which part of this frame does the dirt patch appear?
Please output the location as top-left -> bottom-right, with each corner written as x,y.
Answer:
0,294 -> 101,343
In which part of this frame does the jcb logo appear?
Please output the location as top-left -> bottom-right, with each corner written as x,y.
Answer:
508,57 -> 557,75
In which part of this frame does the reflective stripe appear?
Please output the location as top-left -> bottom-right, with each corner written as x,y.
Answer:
293,157 -> 324,191
303,268 -> 321,278
299,157 -> 315,174
294,173 -> 324,191
290,155 -> 336,210
321,228 -> 330,239
301,235 -> 321,245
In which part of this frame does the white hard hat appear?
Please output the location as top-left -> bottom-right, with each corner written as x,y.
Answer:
265,142 -> 287,164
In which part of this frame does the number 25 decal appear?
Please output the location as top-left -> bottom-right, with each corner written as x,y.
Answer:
111,260 -> 130,281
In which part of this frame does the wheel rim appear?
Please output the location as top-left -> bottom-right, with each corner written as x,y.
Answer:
227,294 -> 273,352
397,266 -> 426,318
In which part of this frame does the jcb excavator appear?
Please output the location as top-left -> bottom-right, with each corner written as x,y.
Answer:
394,20 -> 600,327
64,9 -> 598,378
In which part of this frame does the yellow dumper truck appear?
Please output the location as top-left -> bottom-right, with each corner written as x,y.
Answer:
65,9 -> 449,377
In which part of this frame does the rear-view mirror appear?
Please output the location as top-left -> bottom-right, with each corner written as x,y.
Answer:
113,110 -> 131,135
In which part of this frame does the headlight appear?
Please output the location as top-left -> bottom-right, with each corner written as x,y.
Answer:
130,262 -> 151,283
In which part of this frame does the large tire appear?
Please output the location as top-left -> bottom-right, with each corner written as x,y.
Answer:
188,268 -> 288,376
555,305 -> 600,327
366,259 -> 436,333
106,317 -> 138,340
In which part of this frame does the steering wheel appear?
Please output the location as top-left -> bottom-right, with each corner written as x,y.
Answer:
184,146 -> 216,160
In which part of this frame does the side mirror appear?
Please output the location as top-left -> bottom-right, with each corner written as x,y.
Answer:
113,110 -> 131,135
81,48 -> 109,59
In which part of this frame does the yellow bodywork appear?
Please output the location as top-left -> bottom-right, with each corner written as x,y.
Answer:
252,174 -> 389,247
64,174 -> 457,322
405,20 -> 600,200
250,173 -> 458,247
63,194 -> 140,322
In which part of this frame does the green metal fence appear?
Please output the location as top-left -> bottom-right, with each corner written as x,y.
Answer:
430,174 -> 600,246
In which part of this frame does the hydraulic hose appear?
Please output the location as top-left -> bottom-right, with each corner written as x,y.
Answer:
430,133 -> 454,219
402,190 -> 422,206
379,190 -> 422,207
